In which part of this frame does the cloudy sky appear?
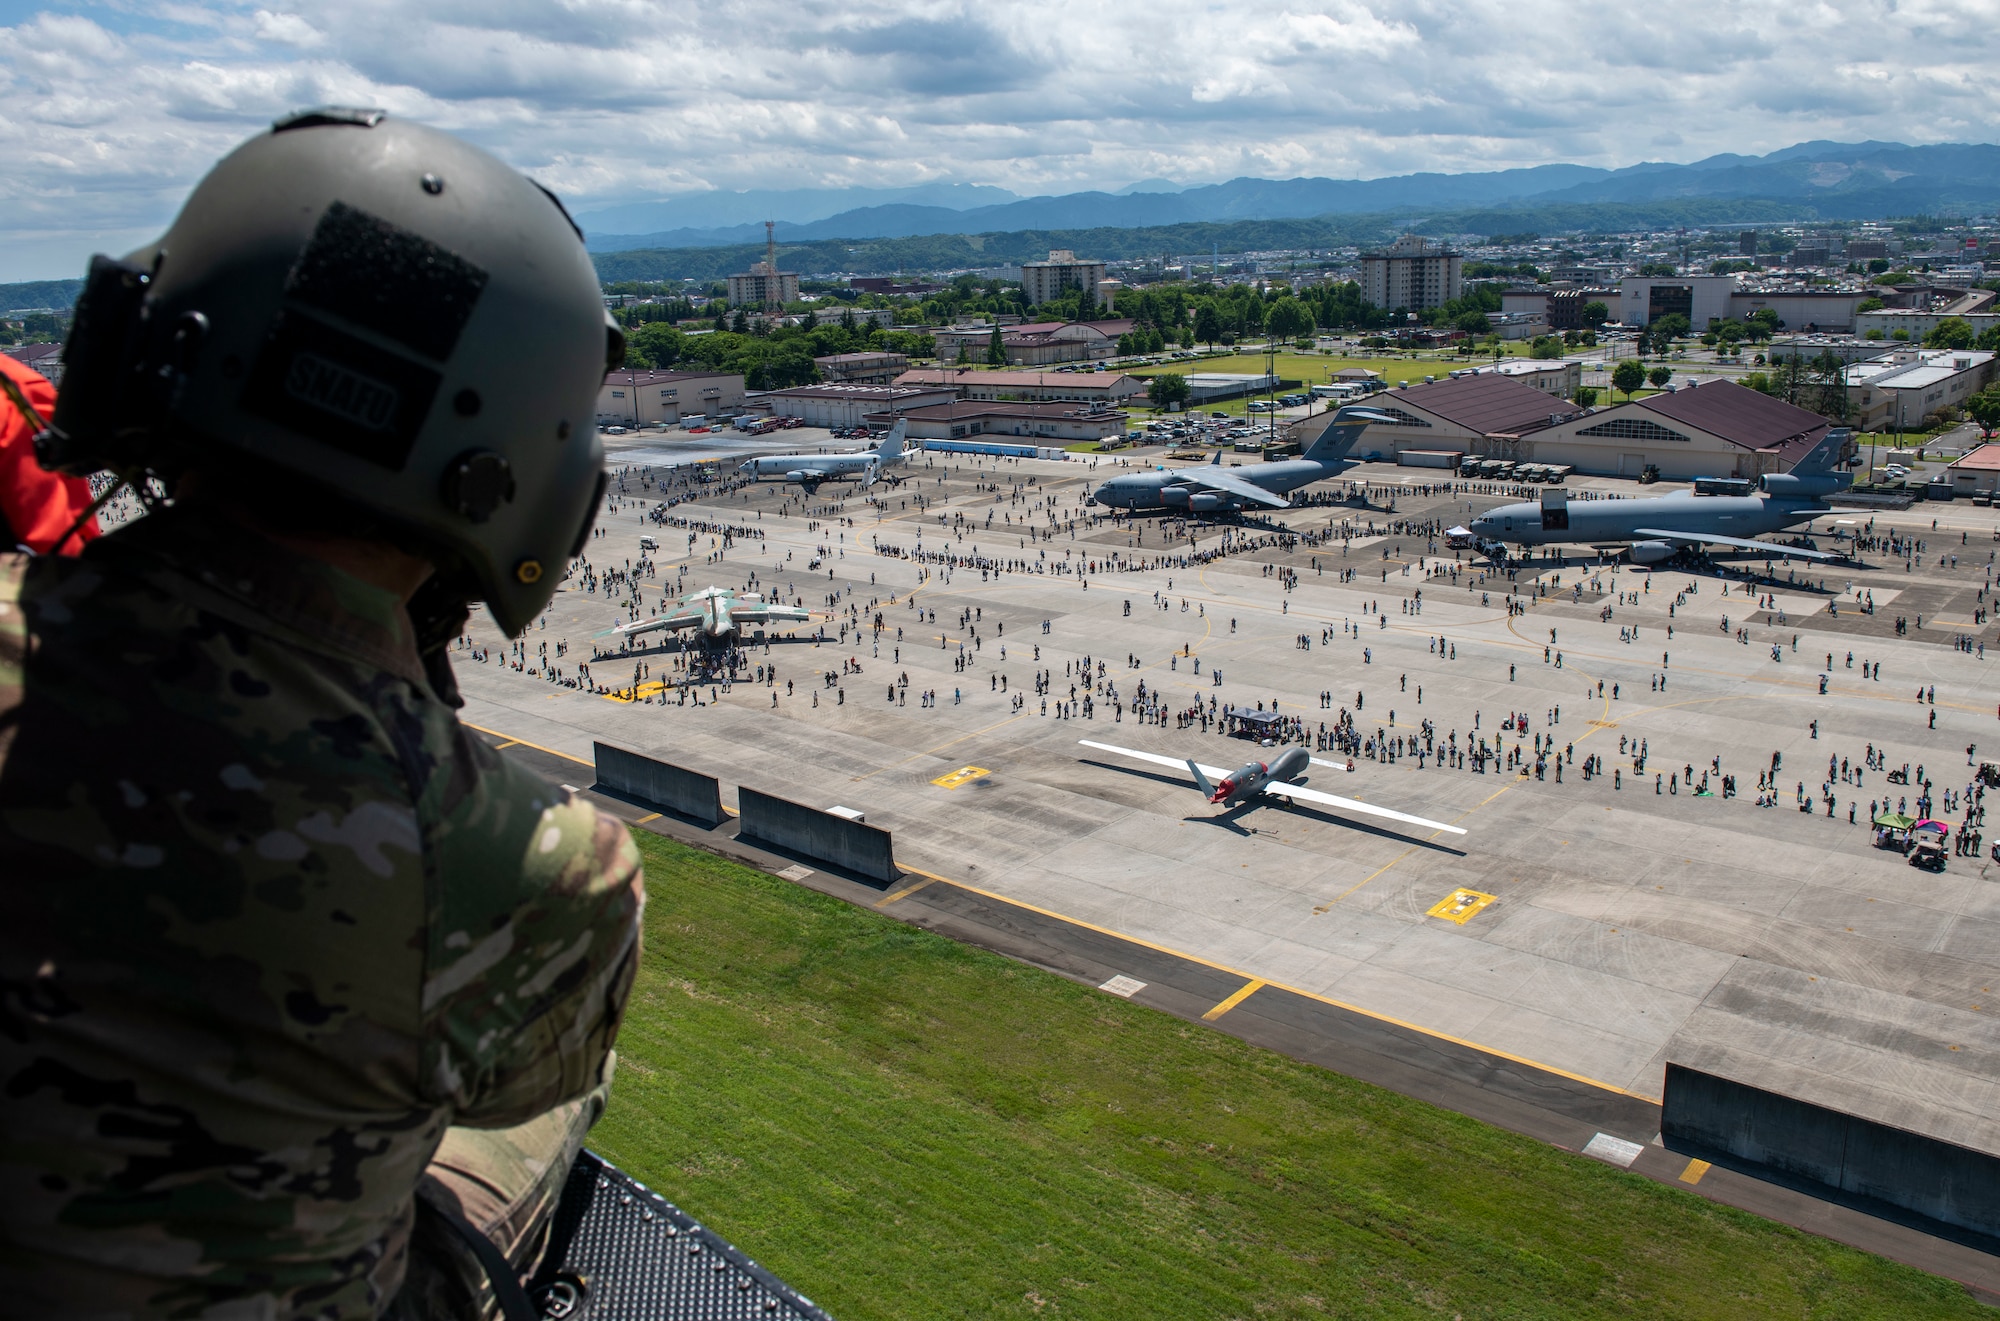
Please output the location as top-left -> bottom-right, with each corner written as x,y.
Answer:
1,0 -> 1994,280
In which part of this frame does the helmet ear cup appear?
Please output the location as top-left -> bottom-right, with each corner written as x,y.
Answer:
439,451 -> 514,523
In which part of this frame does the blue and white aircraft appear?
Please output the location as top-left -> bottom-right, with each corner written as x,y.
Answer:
739,420 -> 907,493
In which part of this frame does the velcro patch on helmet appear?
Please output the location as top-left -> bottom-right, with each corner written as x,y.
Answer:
241,311 -> 440,470
284,201 -> 489,363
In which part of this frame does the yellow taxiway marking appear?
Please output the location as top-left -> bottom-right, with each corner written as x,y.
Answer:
633,812 -> 662,825
1202,978 -> 1266,1021
853,711 -> 1030,781
874,875 -> 941,907
932,765 -> 991,790
932,872 -> 1660,1102
491,739 -> 522,751
461,721 -> 592,766
1427,888 -> 1499,925
1679,1158 -> 1711,1185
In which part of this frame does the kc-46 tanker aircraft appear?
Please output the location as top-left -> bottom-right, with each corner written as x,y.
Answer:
1468,427 -> 1854,565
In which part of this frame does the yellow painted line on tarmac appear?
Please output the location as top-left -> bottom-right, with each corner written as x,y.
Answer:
462,721 -> 593,766
491,739 -> 522,751
634,812 -> 662,825
932,872 -> 1659,1102
932,765 -> 991,790
1679,1158 -> 1712,1185
1202,978 -> 1266,1021
875,875 -> 941,907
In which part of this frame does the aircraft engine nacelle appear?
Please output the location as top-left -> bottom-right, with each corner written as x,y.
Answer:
1159,486 -> 1193,506
1629,540 -> 1679,565
785,470 -> 814,484
1187,492 -> 1230,512
1758,473 -> 1842,499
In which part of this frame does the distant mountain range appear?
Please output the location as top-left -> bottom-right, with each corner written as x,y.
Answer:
580,141 -> 2000,254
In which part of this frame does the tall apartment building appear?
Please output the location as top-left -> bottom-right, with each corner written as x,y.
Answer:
725,261 -> 799,309
1019,250 -> 1108,307
1739,230 -> 1759,257
1359,234 -> 1463,312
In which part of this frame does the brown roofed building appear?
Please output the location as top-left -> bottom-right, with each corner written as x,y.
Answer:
1507,379 -> 1845,480
894,368 -> 1146,405
860,399 -> 1128,443
1356,372 -> 1585,460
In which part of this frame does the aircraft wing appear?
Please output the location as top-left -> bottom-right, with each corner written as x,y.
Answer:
1308,755 -> 1352,773
1078,740 -> 1233,783
1257,782 -> 1469,835
1630,528 -> 1842,561
615,608 -> 704,638
1168,469 -> 1291,510
728,603 -> 812,626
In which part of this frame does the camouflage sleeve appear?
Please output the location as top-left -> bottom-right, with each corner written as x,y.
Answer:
417,720 -> 643,1128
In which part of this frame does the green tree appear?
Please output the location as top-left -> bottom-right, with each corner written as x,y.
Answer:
731,309 -> 750,334
1574,386 -> 1598,408
957,342 -> 974,365
1266,298 -> 1313,341
1857,297 -> 1885,313
627,322 -> 685,370
1742,371 -> 1773,395
1979,325 -> 2000,352
1647,366 -> 1673,389
987,325 -> 1007,367
1581,301 -> 1611,330
1648,313 -> 1691,357
1612,359 -> 1646,399
1924,317 -> 1975,349
1529,336 -> 1563,360
1811,350 -> 1850,422
1147,372 -> 1190,410
1193,304 -> 1222,349
1966,386 -> 2000,438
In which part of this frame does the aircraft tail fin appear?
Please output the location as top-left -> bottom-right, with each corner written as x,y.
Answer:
1187,760 -> 1215,798
877,419 -> 907,464
1301,404 -> 1395,462
1791,426 -> 1851,477
1211,451 -> 1221,465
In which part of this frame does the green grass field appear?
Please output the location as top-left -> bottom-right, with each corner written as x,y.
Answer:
590,831 -> 1988,1320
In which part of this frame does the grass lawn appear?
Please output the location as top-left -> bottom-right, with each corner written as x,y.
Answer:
590,831 -> 1988,1320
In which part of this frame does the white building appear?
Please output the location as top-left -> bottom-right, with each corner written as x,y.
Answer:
1618,275 -> 1737,329
1019,250 -> 1108,308
1843,349 -> 1997,432
1856,309 -> 2000,342
760,383 -> 959,429
598,369 -> 746,426
1360,234 -> 1463,313
1460,358 -> 1582,399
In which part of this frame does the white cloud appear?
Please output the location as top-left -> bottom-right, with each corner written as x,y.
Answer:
1,0 -> 1997,279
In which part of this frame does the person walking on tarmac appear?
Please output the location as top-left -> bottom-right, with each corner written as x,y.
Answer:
0,111 -> 642,1319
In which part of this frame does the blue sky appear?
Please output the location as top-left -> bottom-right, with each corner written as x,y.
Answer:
1,0 -> 1994,281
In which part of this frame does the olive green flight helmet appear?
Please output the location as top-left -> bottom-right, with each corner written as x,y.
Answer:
67,108 -> 618,635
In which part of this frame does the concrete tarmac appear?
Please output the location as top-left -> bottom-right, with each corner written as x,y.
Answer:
458,447 -> 2000,1289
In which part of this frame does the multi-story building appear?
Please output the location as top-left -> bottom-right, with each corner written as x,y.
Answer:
726,261 -> 799,310
813,351 -> 909,384
1739,230 -> 1760,257
1843,349 -> 1996,432
1019,250 -> 1108,307
1359,234 -> 1463,312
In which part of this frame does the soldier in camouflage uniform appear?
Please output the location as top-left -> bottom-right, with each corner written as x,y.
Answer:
0,111 -> 641,1318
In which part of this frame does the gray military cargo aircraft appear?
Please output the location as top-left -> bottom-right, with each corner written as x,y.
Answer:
1467,428 -> 1853,564
739,419 -> 907,493
1078,739 -> 1468,835
1085,405 -> 1394,513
